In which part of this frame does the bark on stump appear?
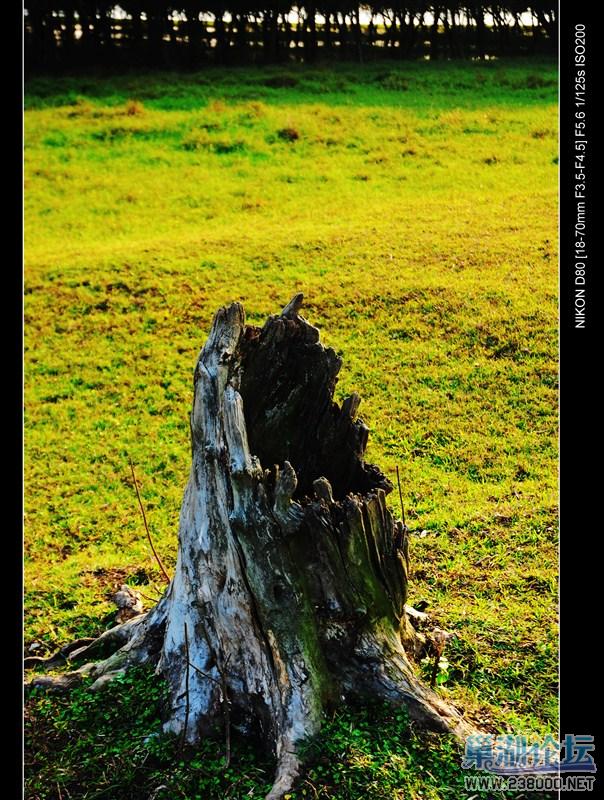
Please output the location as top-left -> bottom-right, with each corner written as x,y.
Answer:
28,294 -> 475,799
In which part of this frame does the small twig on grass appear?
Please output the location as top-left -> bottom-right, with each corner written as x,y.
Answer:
138,590 -> 161,605
429,628 -> 452,689
129,458 -> 171,584
430,649 -> 442,689
222,653 -> 232,769
187,661 -> 222,686
24,637 -> 96,670
179,623 -> 191,756
395,465 -> 406,527
186,653 -> 232,767
303,779 -> 321,799
199,613 -> 232,768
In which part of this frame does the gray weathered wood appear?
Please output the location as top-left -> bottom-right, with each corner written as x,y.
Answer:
27,295 -> 476,799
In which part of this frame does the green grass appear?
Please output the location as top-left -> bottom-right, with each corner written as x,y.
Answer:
25,58 -> 558,798
26,666 -> 552,800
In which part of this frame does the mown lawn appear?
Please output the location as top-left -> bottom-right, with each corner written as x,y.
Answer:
25,58 -> 558,799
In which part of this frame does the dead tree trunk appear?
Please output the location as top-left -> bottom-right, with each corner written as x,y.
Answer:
28,295 -> 475,799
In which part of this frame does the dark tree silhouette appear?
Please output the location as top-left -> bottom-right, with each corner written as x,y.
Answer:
24,1 -> 557,71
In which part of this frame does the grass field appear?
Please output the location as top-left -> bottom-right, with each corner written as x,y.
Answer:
25,58 -> 558,798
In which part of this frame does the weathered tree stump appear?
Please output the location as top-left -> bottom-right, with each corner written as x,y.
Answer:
28,294 -> 475,799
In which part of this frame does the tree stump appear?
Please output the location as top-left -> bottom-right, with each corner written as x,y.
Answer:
28,294 -> 475,799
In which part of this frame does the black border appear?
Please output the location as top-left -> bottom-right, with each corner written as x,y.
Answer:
11,2 -> 24,797
560,3 -> 600,797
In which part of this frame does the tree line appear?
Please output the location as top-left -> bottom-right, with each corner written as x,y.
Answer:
25,3 -> 557,71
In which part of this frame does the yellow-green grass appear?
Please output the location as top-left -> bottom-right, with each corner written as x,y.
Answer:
25,59 -> 558,739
